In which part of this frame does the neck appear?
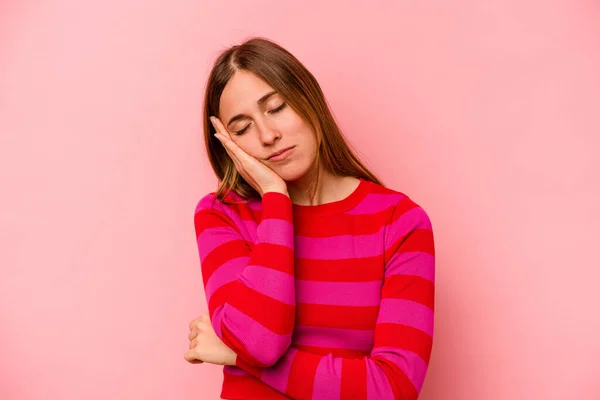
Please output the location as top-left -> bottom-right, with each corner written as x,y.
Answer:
286,168 -> 358,206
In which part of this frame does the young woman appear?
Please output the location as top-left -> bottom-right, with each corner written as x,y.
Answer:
185,37 -> 435,400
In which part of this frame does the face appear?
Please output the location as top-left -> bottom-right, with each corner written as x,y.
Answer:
218,70 -> 318,182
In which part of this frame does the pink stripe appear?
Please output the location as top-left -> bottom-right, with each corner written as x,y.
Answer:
196,196 -> 258,241
196,226 -> 242,258
377,299 -> 434,336
223,365 -> 251,377
239,265 -> 295,305
195,194 -> 216,213
260,349 -> 297,392
384,207 -> 432,248
296,280 -> 381,306
366,359 -> 394,400
313,355 -> 342,400
293,326 -> 373,351
256,219 -> 294,247
295,208 -> 425,260
374,347 -> 428,392
211,309 -> 223,338
386,252 -> 435,282
295,232 -> 383,259
205,257 -> 248,300
348,193 -> 404,215
220,304 -> 292,366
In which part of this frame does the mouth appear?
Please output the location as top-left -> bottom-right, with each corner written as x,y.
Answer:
268,146 -> 295,161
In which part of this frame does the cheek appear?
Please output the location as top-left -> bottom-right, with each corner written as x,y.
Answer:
232,136 -> 261,158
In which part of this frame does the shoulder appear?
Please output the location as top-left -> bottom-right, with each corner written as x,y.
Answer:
366,180 -> 433,229
193,190 -> 260,226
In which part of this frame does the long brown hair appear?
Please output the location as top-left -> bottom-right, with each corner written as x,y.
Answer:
202,36 -> 383,203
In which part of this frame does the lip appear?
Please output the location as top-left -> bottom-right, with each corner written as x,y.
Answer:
268,146 -> 295,161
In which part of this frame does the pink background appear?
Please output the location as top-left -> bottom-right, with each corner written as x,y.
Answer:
2,1 -> 599,399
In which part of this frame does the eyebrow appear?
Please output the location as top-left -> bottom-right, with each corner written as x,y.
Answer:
226,90 -> 279,128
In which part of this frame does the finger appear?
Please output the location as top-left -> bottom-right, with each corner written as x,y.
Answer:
216,133 -> 254,169
210,116 -> 233,140
188,328 -> 198,341
216,135 -> 245,172
189,318 -> 200,330
184,350 -> 204,364
189,337 -> 197,349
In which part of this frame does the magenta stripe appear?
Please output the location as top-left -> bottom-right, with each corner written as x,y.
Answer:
295,208 -> 425,260
256,219 -> 294,247
386,252 -> 435,282
196,196 -> 258,241
313,355 -> 342,400
196,226 -> 243,258
238,265 -> 295,305
205,257 -> 248,300
348,193 -> 404,215
374,347 -> 428,392
211,308 -> 223,338
385,207 -> 432,247
260,349 -> 296,392
296,280 -> 381,306
293,326 -> 373,351
295,232 -> 382,259
377,299 -> 434,336
223,365 -> 251,376
221,304 -> 292,366
195,194 -> 216,213
366,359 -> 394,400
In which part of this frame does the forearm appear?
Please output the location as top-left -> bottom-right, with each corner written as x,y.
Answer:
195,192 -> 296,366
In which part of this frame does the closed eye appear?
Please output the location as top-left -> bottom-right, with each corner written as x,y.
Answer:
233,103 -> 287,135
268,102 -> 287,114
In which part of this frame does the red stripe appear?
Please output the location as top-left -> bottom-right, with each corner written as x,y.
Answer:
200,239 -> 249,282
374,323 -> 433,364
381,275 -> 435,310
285,351 -> 321,398
194,209 -> 240,235
391,197 -> 421,222
373,357 -> 419,400
294,208 -> 394,237
250,243 -> 295,275
341,357 -> 367,399
209,281 -> 295,335
201,241 -> 293,283
235,355 -> 265,376
296,304 -> 379,330
385,228 -> 435,262
261,192 -> 293,220
296,255 -> 384,282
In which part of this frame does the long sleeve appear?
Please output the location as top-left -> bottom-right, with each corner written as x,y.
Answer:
235,200 -> 435,399
194,192 -> 296,367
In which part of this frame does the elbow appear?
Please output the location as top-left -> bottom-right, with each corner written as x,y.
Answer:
217,303 -> 294,367
244,333 -> 292,367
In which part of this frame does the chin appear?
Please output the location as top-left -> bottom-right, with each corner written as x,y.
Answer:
275,161 -> 314,182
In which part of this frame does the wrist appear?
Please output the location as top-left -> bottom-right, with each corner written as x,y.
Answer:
228,353 -> 237,366
263,188 -> 289,197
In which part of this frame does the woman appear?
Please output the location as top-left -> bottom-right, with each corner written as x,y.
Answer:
185,37 -> 435,400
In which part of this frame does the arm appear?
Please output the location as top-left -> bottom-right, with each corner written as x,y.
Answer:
193,191 -> 296,367
235,198 -> 435,399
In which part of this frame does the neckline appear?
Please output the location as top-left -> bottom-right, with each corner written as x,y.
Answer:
292,178 -> 370,217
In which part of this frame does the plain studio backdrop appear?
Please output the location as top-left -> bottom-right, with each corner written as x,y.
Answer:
1,1 -> 599,399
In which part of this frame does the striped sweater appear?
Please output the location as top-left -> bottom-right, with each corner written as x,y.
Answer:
193,178 -> 435,400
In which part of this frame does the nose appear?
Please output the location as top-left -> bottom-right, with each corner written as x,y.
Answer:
256,118 -> 281,145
